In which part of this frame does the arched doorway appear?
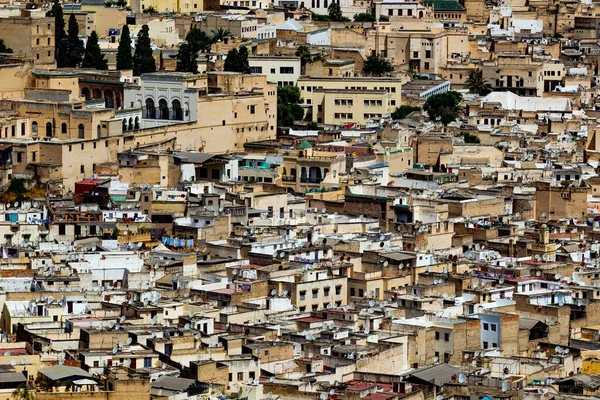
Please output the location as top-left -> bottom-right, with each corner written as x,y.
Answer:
134,117 -> 140,129
122,119 -> 127,132
92,88 -> 102,100
128,117 -> 133,130
145,98 -> 156,118
172,99 -> 183,120
104,89 -> 115,108
78,124 -> 85,139
46,122 -> 52,137
81,87 -> 91,100
158,99 -> 169,119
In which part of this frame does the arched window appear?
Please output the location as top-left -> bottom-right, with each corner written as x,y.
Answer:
122,119 -> 127,132
172,99 -> 183,120
93,88 -> 102,100
158,99 -> 169,119
61,123 -> 67,134
134,117 -> 140,130
45,122 -> 52,137
78,124 -> 84,139
97,124 -> 101,138
81,87 -> 91,100
145,98 -> 156,119
128,117 -> 133,130
104,89 -> 114,108
32,121 -> 38,135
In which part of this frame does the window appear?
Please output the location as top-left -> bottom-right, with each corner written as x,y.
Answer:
312,289 -> 318,299
270,68 -> 276,74
78,124 -> 84,138
300,290 -> 306,300
324,287 -> 330,297
250,105 -> 255,114
413,51 -> 419,58
335,285 -> 342,295
237,372 -> 243,381
483,341 -> 489,349
61,123 -> 67,134
249,66 -> 262,73
425,50 -> 431,58
435,331 -> 440,340
483,323 -> 489,330
491,324 -> 497,332
444,333 -> 450,341
424,62 -> 430,69
144,357 -> 152,368
280,67 -> 294,74
32,122 -> 38,134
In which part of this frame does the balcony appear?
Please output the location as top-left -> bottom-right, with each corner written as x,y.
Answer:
300,177 -> 323,184
282,176 -> 297,182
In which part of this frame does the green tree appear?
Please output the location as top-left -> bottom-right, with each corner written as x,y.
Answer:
186,25 -> 212,53
296,45 -> 314,74
65,14 -> 84,68
465,70 -> 492,96
277,86 -> 304,127
176,43 -> 198,73
328,1 -> 348,21
82,31 -> 108,69
116,24 -> 133,70
238,46 -> 250,73
311,12 -> 331,22
0,39 -> 12,53
423,91 -> 462,126
11,384 -> 35,400
223,47 -> 249,73
211,27 -> 231,42
462,132 -> 480,143
391,105 -> 420,120
132,24 -> 156,76
142,5 -> 157,13
47,0 -> 67,67
362,54 -> 393,76
353,13 -> 375,21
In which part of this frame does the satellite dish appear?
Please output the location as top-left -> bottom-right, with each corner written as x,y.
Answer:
126,337 -> 133,345
383,261 -> 389,267
120,315 -> 126,323
10,359 -> 16,366
195,333 -> 201,339
124,359 -> 131,367
112,347 -> 118,354
184,323 -> 190,329
308,352 -> 313,358
161,363 -> 167,370
189,311 -> 195,318
320,393 -> 328,400
269,377 -> 275,383
458,374 -> 466,383
59,359 -> 64,365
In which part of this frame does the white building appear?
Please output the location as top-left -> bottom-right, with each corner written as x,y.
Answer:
248,56 -> 301,87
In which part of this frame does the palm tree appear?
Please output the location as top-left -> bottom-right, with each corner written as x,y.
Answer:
465,71 -> 493,96
211,28 -> 232,43
12,384 -> 35,400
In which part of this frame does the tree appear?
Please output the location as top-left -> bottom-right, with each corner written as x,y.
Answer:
362,54 -> 393,76
296,45 -> 314,74
311,12 -> 331,22
423,91 -> 462,126
328,1 -> 348,21
465,70 -> 492,96
238,46 -> 250,73
391,105 -> 420,120
142,5 -> 157,13
223,47 -> 249,73
82,31 -> 108,69
211,28 -> 231,43
11,384 -> 34,400
186,25 -> 212,53
176,43 -> 198,73
47,0 -> 67,67
132,24 -> 156,76
64,14 -> 84,68
354,13 -> 375,22
0,39 -> 12,53
462,132 -> 480,144
277,86 -> 304,127
116,24 -> 133,70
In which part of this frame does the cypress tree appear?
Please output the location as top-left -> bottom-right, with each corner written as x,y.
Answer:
223,48 -> 239,72
175,43 -> 198,74
82,31 -> 108,70
238,46 -> 250,74
48,0 -> 67,67
65,14 -> 84,68
132,24 -> 156,76
116,24 -> 133,70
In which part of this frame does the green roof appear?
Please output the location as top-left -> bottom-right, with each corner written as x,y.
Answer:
297,140 -> 312,149
422,0 -> 465,10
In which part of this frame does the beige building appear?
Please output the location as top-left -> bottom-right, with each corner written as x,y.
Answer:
0,16 -> 55,67
298,76 -> 402,125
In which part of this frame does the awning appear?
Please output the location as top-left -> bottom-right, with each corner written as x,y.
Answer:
73,379 -> 98,386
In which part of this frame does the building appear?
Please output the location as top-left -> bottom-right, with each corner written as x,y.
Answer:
0,16 -> 55,67
248,56 -> 301,87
